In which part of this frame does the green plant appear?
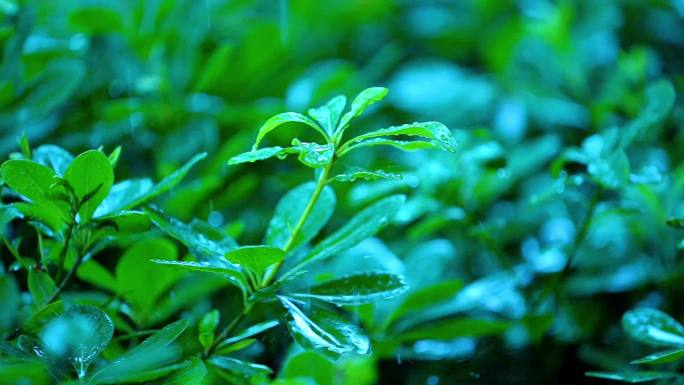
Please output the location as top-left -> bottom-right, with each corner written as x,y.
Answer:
0,87 -> 466,384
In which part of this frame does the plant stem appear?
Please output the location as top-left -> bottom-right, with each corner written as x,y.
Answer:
205,161 -> 334,358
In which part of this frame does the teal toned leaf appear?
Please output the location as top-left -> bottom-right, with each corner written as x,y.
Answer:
40,305 -> 114,377
209,356 -> 272,377
622,308 -> 684,347
291,195 -> 405,273
308,95 -> 346,136
253,112 -> 328,150
121,153 -> 206,210
145,207 -> 236,262
585,371 -> 677,383
198,310 -> 219,350
64,150 -> 114,222
621,80 -> 676,148
33,145 -> 73,176
399,318 -> 511,342
267,182 -> 336,251
215,339 -> 257,355
216,320 -> 279,349
228,146 -> 293,166
293,273 -> 409,306
386,280 -> 463,327
631,347 -> 684,365
28,269 -> 56,308
337,87 -> 389,134
331,169 -> 402,183
224,245 -> 285,276
279,296 -> 370,355
341,121 -> 457,154
87,319 -> 188,384
94,179 -> 154,217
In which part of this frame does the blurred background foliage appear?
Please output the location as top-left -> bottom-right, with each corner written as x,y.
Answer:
2,0 -> 684,384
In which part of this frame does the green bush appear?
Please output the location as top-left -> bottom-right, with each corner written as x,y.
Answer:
2,1 -> 684,384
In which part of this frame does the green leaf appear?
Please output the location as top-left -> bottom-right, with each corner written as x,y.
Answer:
308,95 -> 346,136
398,318 -> 511,342
77,260 -> 117,293
151,259 -> 247,293
215,320 -> 279,349
68,7 -> 124,34
120,153 -> 206,210
622,308 -> 684,347
267,182 -> 336,251
290,194 -> 405,274
144,207 -> 237,262
386,280 -> 463,327
293,272 -> 409,306
33,145 -> 74,176
64,150 -> 114,222
40,305 -> 114,377
95,210 -> 151,233
162,357 -> 206,385
198,310 -> 220,350
340,121 -> 457,154
585,371 -> 677,383
338,138 -> 439,156
224,245 -> 285,277
28,269 -> 56,308
0,160 -> 68,224
337,87 -> 389,135
292,140 -> 334,168
253,112 -> 328,150
228,146 -> 293,166
631,347 -> 684,365
87,319 -> 188,384
115,238 -> 180,325
331,169 -> 402,183
10,201 -> 68,232
279,296 -> 370,355
215,339 -> 256,355
209,356 -> 272,377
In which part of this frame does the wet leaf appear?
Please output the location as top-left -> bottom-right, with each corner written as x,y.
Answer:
224,245 -> 285,276
585,371 -> 677,383
253,112 -> 328,149
293,272 -> 409,306
623,308 -> 684,347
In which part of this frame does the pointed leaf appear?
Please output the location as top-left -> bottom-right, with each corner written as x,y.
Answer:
279,296 -> 370,355
337,87 -> 388,134
340,121 -> 457,154
228,146 -> 293,166
120,153 -> 206,210
290,195 -> 405,274
308,95 -> 346,136
87,319 -> 188,384
209,356 -> 272,377
216,320 -> 279,348
144,207 -> 237,262
623,308 -> 684,347
585,371 -> 677,383
293,272 -> 408,306
198,310 -> 219,350
94,179 -> 154,217
631,348 -> 684,365
338,138 -> 439,156
267,182 -> 336,250
253,112 -> 328,150
151,260 -> 246,293
64,150 -> 114,222
162,357 -> 206,385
